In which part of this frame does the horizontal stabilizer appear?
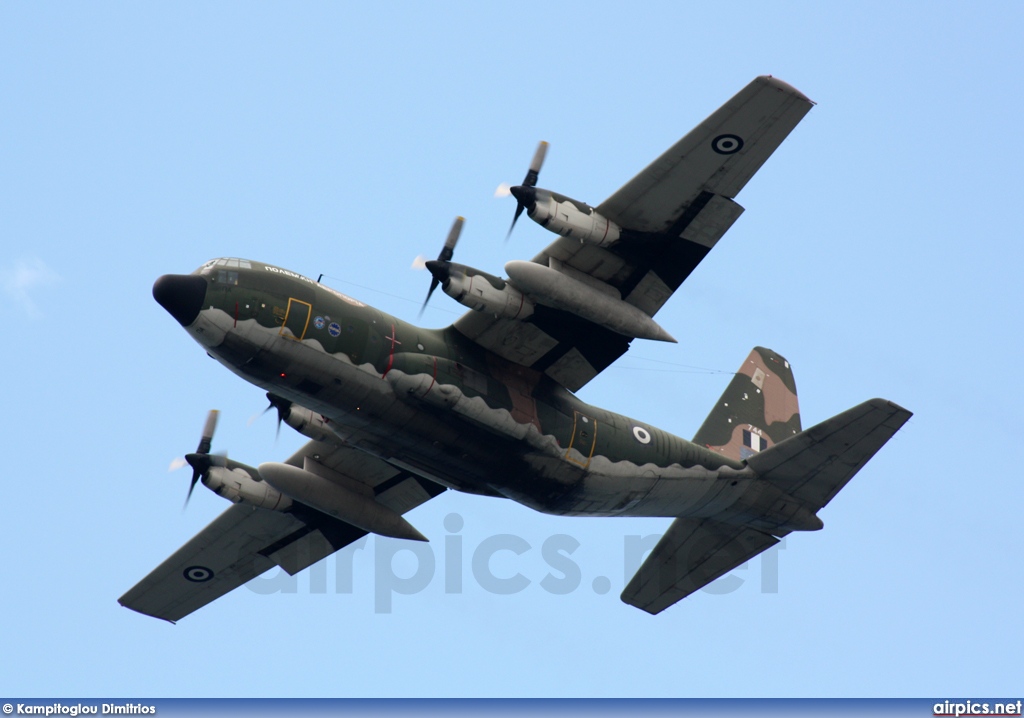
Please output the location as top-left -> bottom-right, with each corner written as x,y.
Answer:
745,398 -> 912,511
621,518 -> 779,615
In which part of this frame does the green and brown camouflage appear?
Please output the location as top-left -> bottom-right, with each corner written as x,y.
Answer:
122,76 -> 912,622
177,257 -> 750,515
693,346 -> 802,462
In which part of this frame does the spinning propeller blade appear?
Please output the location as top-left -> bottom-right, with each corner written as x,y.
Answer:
504,141 -> 547,242
180,410 -> 220,509
419,216 -> 464,317
262,393 -> 293,440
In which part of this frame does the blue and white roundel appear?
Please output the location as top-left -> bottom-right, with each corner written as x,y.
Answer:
313,316 -> 325,330
328,322 -> 341,337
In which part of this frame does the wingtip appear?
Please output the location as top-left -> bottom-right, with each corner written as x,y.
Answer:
758,75 -> 815,105
870,398 -> 914,424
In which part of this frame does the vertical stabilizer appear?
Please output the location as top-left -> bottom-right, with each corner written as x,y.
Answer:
693,347 -> 801,462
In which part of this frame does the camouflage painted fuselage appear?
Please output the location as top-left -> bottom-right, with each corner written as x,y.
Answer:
176,257 -> 800,529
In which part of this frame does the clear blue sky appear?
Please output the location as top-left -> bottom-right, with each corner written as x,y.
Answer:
2,1 -> 1021,697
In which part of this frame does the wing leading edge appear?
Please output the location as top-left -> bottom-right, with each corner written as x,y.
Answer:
455,76 -> 813,392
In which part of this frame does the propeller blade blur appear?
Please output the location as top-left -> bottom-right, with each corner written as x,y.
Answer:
180,410 -> 221,509
505,141 -> 548,241
523,141 -> 548,187
505,203 -> 526,242
195,409 -> 219,454
419,217 -> 464,316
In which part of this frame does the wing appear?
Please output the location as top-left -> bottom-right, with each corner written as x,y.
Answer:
597,75 -> 813,233
456,76 -> 813,392
283,438 -> 447,515
119,441 -> 446,622
621,517 -> 779,615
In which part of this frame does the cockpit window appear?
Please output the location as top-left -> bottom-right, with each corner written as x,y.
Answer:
212,258 -> 253,269
216,269 -> 240,285
200,257 -> 253,277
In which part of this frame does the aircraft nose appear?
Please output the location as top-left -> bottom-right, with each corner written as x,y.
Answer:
153,274 -> 208,326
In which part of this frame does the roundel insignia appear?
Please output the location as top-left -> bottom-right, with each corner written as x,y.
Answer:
183,566 -> 214,583
328,322 -> 342,337
313,315 -> 326,330
632,426 -> 652,445
711,134 -> 744,155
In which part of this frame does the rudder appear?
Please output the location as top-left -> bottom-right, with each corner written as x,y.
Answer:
693,347 -> 801,462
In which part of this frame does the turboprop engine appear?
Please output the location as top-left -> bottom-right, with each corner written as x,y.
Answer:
263,393 -> 336,443
175,409 -> 292,511
204,465 -> 293,511
425,261 -> 535,320
425,257 -> 674,341
510,186 -> 622,247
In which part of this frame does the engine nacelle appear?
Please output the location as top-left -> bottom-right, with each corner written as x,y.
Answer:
516,187 -> 621,246
431,262 -> 535,320
203,465 -> 293,510
282,402 -> 335,442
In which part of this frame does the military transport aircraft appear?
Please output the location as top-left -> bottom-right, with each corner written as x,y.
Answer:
120,76 -> 911,622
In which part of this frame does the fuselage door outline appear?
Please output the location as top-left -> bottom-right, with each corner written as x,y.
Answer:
281,298 -> 312,341
566,411 -> 598,468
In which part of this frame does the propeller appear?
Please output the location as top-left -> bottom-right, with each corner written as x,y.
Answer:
418,216 -> 464,317
503,141 -> 548,242
175,409 -> 227,509
261,392 -> 293,440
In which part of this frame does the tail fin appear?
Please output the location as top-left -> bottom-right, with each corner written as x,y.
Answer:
693,347 -> 801,462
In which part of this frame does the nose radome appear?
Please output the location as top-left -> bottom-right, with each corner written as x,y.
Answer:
153,274 -> 208,326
